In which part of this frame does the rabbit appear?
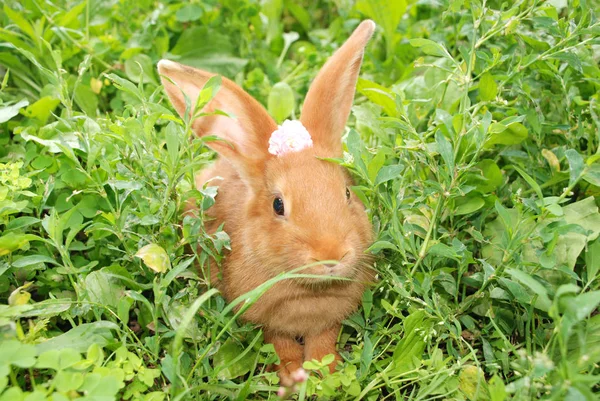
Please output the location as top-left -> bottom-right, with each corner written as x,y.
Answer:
158,20 -> 376,385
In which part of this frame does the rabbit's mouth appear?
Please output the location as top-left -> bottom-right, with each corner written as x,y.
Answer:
298,252 -> 358,280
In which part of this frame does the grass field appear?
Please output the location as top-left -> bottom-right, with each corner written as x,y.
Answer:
1,0 -> 600,400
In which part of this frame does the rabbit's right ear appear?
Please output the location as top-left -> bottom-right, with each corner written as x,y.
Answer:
300,20 -> 375,157
158,60 -> 277,185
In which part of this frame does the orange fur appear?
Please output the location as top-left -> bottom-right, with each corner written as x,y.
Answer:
158,20 -> 376,384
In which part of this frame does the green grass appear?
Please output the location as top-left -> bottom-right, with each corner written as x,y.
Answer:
1,0 -> 600,400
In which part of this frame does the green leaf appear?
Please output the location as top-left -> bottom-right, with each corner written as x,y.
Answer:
284,0 -> 310,31
359,333 -> 373,377
54,370 -> 84,393
42,206 -> 81,247
362,288 -> 373,319
428,242 -> 460,260
585,239 -> 600,284
567,291 -> 600,323
357,78 -> 396,116
167,27 -> 248,77
268,82 -> 295,123
262,0 -> 283,44
0,340 -> 36,368
138,367 -> 161,387
54,1 -> 87,29
321,353 -> 335,366
20,131 -> 82,155
8,284 -> 31,306
74,82 -> 98,116
391,310 -> 433,374
36,322 -> 118,354
16,299 -> 72,318
194,75 -> 222,113
12,254 -> 59,268
454,195 -> 485,215
367,240 -> 399,252
549,51 -> 582,73
560,290 -> 600,342
512,165 -> 543,201
3,5 -> 36,41
480,259 -> 495,282
117,296 -> 133,325
356,0 -> 405,54
213,338 -> 255,380
36,350 -> 61,371
36,348 -> 81,371
144,392 -> 167,401
346,129 -> 363,164
85,269 -> 126,310
0,387 -> 23,401
489,375 -> 506,401
164,298 -> 202,340
0,232 -> 38,256
435,131 -> 454,173
367,150 -> 386,184
486,122 -> 528,146
105,73 -> 142,100
475,159 -> 503,192
564,149 -> 584,186
486,196 -> 600,269
135,243 -> 171,273
494,200 -> 513,229
171,288 -> 219,370
409,38 -> 449,57
506,268 -> 551,311
79,373 -> 121,398
518,34 -> 551,51
175,4 -> 203,22
582,164 -> 600,187
375,164 -> 404,186
124,54 -> 157,84
549,197 -> 600,269
498,278 -> 532,304
21,96 -> 60,124
0,99 -> 28,123
6,217 -> 41,231
165,122 -> 180,165
86,343 -> 104,367
459,365 -> 489,400
479,73 -> 498,102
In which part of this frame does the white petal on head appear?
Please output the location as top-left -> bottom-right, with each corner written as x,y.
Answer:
268,119 -> 313,156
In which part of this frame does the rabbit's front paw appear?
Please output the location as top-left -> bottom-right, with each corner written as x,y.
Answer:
304,324 -> 342,373
264,331 -> 304,386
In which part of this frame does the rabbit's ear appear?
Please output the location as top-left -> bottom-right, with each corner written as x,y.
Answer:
158,60 -> 277,183
300,20 -> 375,156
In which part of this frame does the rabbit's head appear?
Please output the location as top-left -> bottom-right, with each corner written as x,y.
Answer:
159,21 -> 376,283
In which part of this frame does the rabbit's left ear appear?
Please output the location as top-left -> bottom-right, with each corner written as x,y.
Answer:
300,20 -> 376,156
158,60 -> 277,184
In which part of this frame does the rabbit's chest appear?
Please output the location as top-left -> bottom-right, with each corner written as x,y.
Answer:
243,284 -> 363,336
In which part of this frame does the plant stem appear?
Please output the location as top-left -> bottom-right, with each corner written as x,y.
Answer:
410,195 -> 444,275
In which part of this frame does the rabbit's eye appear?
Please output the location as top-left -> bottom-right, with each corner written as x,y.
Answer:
346,187 -> 351,201
273,197 -> 285,216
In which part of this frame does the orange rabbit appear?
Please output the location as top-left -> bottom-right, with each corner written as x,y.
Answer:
158,20 -> 376,385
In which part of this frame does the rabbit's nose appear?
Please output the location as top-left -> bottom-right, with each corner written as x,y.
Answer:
308,248 -> 351,276
309,242 -> 350,266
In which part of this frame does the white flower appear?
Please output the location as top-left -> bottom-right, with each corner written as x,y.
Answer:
268,120 -> 313,156
290,368 -> 308,383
